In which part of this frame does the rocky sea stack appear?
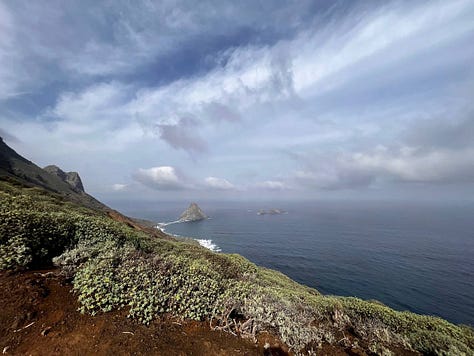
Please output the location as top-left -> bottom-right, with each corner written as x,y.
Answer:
179,202 -> 208,222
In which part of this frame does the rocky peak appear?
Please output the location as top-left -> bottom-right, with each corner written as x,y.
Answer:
65,171 -> 85,193
178,202 -> 207,222
43,165 -> 85,193
43,165 -> 67,181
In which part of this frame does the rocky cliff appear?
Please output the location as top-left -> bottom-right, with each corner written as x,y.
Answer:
44,165 -> 85,193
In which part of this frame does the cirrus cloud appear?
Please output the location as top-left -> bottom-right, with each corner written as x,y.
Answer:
1,0 -> 474,201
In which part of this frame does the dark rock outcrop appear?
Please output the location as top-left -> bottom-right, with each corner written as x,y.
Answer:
179,203 -> 208,222
43,165 -> 85,193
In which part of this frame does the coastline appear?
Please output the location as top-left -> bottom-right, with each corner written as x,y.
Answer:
1,178 -> 473,354
147,202 -> 474,327
156,219 -> 221,252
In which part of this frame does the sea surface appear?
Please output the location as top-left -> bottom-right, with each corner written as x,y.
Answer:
119,200 -> 474,326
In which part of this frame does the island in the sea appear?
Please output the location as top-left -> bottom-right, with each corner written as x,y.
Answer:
257,208 -> 286,215
179,202 -> 208,222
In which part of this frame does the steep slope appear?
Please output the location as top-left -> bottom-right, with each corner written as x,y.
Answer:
0,137 -> 105,210
0,137 -> 167,239
0,270 -> 276,356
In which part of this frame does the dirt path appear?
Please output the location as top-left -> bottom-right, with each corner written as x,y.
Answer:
0,270 -> 290,356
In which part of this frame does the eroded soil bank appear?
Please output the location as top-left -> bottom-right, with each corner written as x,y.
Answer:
0,270 -> 289,356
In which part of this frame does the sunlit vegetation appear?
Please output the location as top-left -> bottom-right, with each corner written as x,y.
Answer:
1,178 -> 473,354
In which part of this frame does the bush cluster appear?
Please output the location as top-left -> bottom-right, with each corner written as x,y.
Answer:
1,178 -> 473,355
70,245 -> 229,323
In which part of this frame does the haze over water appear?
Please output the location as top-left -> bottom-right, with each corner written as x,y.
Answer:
121,200 -> 474,326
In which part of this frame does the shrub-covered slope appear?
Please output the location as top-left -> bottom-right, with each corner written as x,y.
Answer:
0,178 -> 473,355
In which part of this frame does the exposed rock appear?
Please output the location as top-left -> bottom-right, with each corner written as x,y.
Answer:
179,203 -> 207,222
43,165 -> 84,193
42,165 -> 67,181
65,171 -> 85,193
257,209 -> 286,215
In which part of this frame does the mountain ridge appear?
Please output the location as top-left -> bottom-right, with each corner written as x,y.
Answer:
0,137 -> 168,239
0,137 -> 105,210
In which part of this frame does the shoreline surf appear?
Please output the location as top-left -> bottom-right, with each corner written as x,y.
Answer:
156,220 -> 221,252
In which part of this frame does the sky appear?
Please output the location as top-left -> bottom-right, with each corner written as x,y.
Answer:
1,0 -> 474,204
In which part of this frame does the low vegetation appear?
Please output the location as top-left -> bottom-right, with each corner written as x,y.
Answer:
1,177 -> 473,355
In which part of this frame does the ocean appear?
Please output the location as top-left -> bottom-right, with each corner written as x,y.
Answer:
118,200 -> 474,326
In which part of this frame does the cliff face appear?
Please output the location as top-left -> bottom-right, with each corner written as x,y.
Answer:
179,202 -> 207,222
43,165 -> 85,193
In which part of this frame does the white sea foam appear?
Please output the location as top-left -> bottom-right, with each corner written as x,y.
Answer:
196,239 -> 221,252
156,221 -> 221,252
156,220 -> 180,232
157,220 -> 180,228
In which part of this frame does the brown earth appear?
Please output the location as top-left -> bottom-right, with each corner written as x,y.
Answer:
0,270 -> 291,356
0,270 -> 418,356
106,209 -> 173,240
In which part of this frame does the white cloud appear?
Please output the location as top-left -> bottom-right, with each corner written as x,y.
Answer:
49,82 -> 131,123
22,0 -> 473,158
292,0 -> 474,95
2,0 -> 474,200
293,143 -> 474,191
112,183 -> 128,191
133,166 -> 187,190
254,180 -> 288,191
352,146 -> 474,183
204,176 -> 235,190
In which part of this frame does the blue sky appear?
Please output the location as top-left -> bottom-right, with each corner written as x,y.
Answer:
1,0 -> 474,203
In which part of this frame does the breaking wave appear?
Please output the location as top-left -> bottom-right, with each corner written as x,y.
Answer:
157,222 -> 221,252
195,239 -> 221,252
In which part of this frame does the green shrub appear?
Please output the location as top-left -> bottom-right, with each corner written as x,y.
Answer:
1,179 -> 473,355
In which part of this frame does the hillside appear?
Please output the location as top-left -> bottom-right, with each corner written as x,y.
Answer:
0,268 -> 277,355
0,138 -> 168,240
0,140 -> 473,355
0,137 -> 106,211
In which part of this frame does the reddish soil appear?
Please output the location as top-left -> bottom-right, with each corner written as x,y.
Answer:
0,270 -> 290,356
0,270 -> 419,356
106,210 -> 173,240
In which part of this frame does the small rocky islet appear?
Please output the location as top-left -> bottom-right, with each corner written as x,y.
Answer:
257,208 -> 286,215
178,202 -> 208,222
